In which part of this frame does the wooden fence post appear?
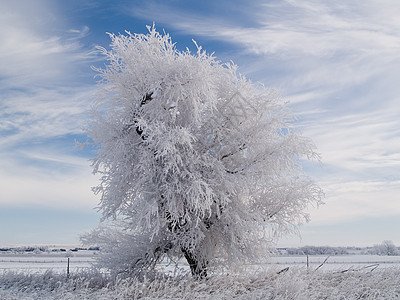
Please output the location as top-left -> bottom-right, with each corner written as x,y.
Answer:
67,257 -> 70,278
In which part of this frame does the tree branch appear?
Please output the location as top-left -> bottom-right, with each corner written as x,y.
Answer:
121,92 -> 153,139
220,143 -> 246,161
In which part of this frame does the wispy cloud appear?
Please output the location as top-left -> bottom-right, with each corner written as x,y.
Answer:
0,2 -> 94,88
0,0 -> 98,145
309,179 -> 400,225
304,109 -> 400,170
0,152 -> 98,210
0,87 -> 94,147
129,0 -> 400,91
0,1 -> 98,209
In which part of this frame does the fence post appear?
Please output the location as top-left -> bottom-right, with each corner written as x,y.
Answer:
67,257 -> 70,278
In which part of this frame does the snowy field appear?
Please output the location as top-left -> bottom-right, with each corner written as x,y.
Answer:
1,252 -> 400,299
0,250 -> 95,274
270,254 -> 400,271
2,251 -> 400,274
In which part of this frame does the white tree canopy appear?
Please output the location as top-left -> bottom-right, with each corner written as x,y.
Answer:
84,25 -> 323,277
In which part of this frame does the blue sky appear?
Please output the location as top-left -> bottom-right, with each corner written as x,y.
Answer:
1,0 -> 399,247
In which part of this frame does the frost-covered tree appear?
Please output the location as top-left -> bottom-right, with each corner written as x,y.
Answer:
83,25 -> 323,278
372,240 -> 399,256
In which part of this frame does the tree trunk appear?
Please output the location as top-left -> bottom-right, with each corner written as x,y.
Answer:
181,248 -> 207,278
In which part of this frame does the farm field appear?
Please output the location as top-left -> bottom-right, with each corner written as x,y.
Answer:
270,254 -> 400,270
0,250 -> 95,274
2,251 -> 400,276
1,251 -> 400,299
2,250 -> 400,273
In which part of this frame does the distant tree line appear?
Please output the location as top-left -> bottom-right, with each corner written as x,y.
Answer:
2,242 -> 398,256
0,246 -> 99,253
368,240 -> 399,256
284,246 -> 350,256
280,240 -> 400,256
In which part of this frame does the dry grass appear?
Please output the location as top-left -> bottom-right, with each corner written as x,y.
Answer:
1,266 -> 400,299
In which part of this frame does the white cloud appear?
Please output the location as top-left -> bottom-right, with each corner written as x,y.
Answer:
0,86 -> 95,148
130,0 -> 400,91
0,1 -> 93,88
0,0 -> 98,149
0,166 -> 98,211
308,179 -> 400,226
0,145 -> 98,210
0,1 -> 99,211
303,108 -> 400,173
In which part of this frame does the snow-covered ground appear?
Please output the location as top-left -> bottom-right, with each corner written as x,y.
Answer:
1,252 -> 400,299
2,251 -> 400,274
1,265 -> 400,299
269,254 -> 400,270
0,250 -> 95,274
